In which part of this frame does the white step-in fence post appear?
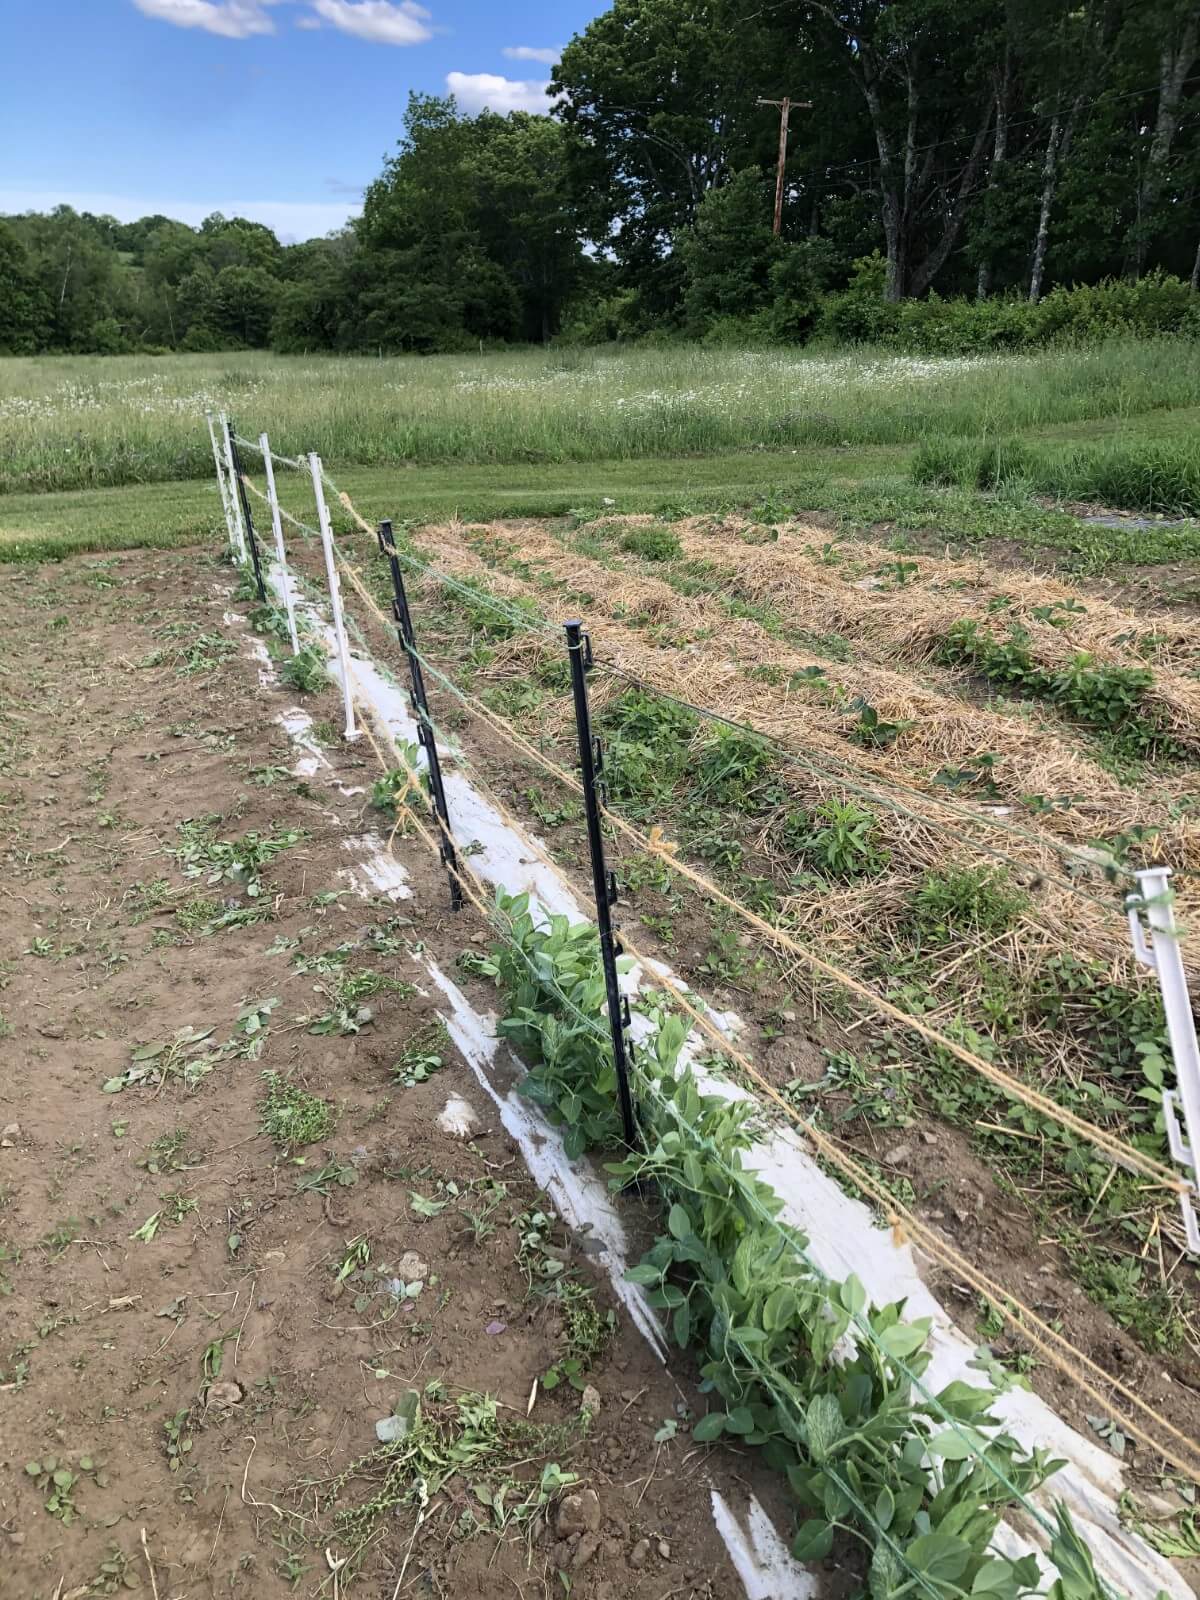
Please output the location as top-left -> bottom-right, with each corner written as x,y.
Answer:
206,411 -> 239,557
260,432 -> 301,656
219,413 -> 248,564
1127,865 -> 1200,1253
308,452 -> 358,743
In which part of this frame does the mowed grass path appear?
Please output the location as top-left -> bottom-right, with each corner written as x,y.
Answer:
0,446 -> 900,561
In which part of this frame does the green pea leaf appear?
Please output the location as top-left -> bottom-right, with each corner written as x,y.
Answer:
791,1520 -> 834,1562
692,1412 -> 726,1442
904,1532 -> 971,1583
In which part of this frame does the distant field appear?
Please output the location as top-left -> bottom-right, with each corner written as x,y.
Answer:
3,339 -> 1199,496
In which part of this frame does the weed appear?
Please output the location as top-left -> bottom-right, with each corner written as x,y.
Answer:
482,680 -> 544,722
23,1455 -> 101,1525
175,894 -> 221,933
912,866 -> 1029,943
335,1235 -> 371,1282
693,726 -> 772,808
620,524 -> 682,562
84,1545 -> 138,1595
162,1409 -> 195,1473
326,1387 -> 582,1563
848,698 -> 913,750
524,786 -> 583,828
602,688 -> 697,814
126,877 -> 174,922
698,928 -> 750,987
170,819 -> 304,898
140,1128 -> 194,1174
933,754 -> 1004,802
393,1021 -> 448,1086
179,633 -> 236,675
279,645 -> 326,694
259,1072 -> 334,1151
371,766 -> 422,818
0,1241 -> 20,1296
248,763 -> 290,786
130,1192 -> 197,1242
40,1217 -> 82,1258
785,799 -> 889,881
309,969 -> 414,1035
201,1333 -> 232,1382
788,1047 -> 916,1129
296,1159 -> 359,1197
939,622 -> 1182,760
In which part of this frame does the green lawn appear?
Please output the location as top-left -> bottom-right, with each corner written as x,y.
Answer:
5,441 -> 1198,576
0,446 -> 897,562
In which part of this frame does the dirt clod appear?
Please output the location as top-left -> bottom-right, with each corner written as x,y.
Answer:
555,1489 -> 601,1539
205,1381 -> 244,1409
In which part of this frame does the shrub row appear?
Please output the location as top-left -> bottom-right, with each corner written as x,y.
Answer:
817,265 -> 1198,354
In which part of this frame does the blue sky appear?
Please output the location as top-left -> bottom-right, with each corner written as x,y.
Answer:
0,0 -> 605,240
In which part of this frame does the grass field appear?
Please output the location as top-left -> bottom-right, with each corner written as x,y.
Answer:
3,339 -> 1200,497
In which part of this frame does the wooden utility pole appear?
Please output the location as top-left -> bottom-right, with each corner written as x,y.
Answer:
757,95 -> 811,234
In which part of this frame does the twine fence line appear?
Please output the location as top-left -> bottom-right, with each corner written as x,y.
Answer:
326,536 -> 1184,1196
223,435 -> 1200,1492
345,662 -> 1200,1526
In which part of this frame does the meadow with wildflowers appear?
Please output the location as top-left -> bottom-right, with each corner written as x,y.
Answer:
3,339 -> 1199,496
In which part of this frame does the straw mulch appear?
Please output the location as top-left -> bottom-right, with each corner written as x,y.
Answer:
655,519 -> 1200,751
418,519 -> 1199,965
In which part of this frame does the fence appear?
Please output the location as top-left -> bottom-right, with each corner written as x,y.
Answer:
205,409 -> 1200,1598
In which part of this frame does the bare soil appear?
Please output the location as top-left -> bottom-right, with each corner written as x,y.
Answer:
0,549 -> 776,1600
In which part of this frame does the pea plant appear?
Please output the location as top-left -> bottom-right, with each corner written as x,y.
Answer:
473,888 -> 1106,1598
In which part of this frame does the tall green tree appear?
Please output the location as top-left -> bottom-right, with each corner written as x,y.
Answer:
0,222 -> 51,352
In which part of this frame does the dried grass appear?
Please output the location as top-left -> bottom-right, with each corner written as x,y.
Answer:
667,521 -> 1200,745
417,518 -> 1200,964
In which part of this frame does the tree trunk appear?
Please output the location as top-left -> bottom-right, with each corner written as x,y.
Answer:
1029,97 -> 1081,303
911,102 -> 993,298
861,65 -> 906,300
976,53 -> 1011,299
1127,11 -> 1200,278
1191,230 -> 1200,290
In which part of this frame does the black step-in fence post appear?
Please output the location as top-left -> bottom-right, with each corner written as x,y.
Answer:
227,425 -> 268,604
377,519 -> 463,912
564,619 -> 638,1148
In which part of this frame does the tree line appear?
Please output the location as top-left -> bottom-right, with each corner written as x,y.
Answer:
3,0 -> 1200,356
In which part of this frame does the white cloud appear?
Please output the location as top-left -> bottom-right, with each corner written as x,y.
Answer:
0,188 -> 358,244
309,0 -> 432,44
446,71 -> 552,115
502,45 -> 561,65
131,0 -> 281,38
